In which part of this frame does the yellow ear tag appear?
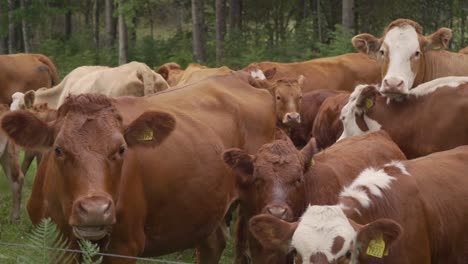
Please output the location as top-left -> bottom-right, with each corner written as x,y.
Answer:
365,98 -> 374,109
310,158 -> 315,168
139,128 -> 154,141
366,234 -> 386,258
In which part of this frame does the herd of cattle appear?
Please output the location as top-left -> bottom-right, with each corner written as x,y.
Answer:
1,18 -> 468,263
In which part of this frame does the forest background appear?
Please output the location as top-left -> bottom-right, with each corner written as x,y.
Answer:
1,0 -> 467,78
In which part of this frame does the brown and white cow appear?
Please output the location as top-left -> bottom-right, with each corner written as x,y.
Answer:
223,130 -> 405,264
353,18 -> 468,97
2,72 -> 276,263
0,53 -> 59,105
251,145 -> 468,264
243,53 -> 381,93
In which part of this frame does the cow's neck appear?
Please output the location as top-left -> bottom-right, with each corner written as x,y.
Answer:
416,50 -> 468,86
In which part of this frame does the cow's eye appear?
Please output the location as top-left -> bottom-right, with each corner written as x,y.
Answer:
299,95 -> 303,100
345,250 -> 352,258
55,147 -> 63,157
276,95 -> 281,100
295,178 -> 303,186
414,51 -> 421,57
118,146 -> 126,155
379,50 -> 385,56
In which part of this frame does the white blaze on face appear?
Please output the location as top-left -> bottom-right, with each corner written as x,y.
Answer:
250,68 -> 267,80
10,92 -> 25,110
291,205 -> 356,263
382,25 -> 421,94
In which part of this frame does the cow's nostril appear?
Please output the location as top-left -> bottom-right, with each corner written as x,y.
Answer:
267,207 -> 287,217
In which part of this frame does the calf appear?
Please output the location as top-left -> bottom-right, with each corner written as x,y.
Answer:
224,130 -> 405,263
250,145 -> 468,264
244,53 -> 380,93
353,18 -> 468,97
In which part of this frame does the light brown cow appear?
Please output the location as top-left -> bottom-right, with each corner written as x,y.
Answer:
353,18 -> 468,97
223,130 -> 406,264
156,62 -> 184,86
2,72 -> 276,263
177,63 -> 234,86
313,78 -> 468,158
0,53 -> 59,104
459,46 -> 468,54
251,145 -> 468,264
243,53 -> 381,93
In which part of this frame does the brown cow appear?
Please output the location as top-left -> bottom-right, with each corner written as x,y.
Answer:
0,53 -> 59,104
177,64 -> 234,86
223,130 -> 406,264
459,46 -> 468,54
2,72 -> 276,263
243,53 -> 381,93
353,18 -> 468,97
289,89 -> 345,147
250,145 -> 468,264
155,62 -> 185,86
313,79 -> 468,158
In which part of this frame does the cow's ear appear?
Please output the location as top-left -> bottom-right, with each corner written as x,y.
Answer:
424,27 -> 452,51
264,67 -> 277,80
24,90 -> 35,109
124,111 -> 176,147
352,34 -> 381,58
356,85 -> 378,112
222,148 -> 254,183
356,219 -> 402,258
156,65 -> 170,81
300,138 -> 319,172
1,110 -> 55,150
249,214 -> 298,253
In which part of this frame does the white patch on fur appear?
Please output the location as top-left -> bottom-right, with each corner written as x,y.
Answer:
10,92 -> 25,111
250,69 -> 266,80
382,25 -> 420,93
340,167 -> 395,208
385,160 -> 411,176
337,85 -> 382,142
292,205 -> 356,263
410,76 -> 468,97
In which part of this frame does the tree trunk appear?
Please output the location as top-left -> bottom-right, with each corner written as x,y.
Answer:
0,4 -> 5,54
93,0 -> 99,50
191,0 -> 206,63
229,0 -> 241,31
175,0 -> 184,32
8,0 -> 15,54
342,0 -> 354,31
105,0 -> 116,47
296,0 -> 306,28
216,0 -> 226,66
65,1 -> 72,40
118,5 -> 128,65
20,0 -> 31,52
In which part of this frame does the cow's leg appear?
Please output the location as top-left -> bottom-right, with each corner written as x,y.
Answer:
196,223 -> 228,264
21,150 -> 36,175
234,211 -> 251,264
1,143 -> 24,222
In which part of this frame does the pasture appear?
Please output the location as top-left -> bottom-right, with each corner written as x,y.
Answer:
0,156 -> 235,263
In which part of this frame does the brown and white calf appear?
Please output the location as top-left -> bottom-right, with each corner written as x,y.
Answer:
223,130 -> 405,263
250,145 -> 468,264
353,18 -> 468,97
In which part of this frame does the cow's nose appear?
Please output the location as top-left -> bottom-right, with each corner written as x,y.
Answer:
74,196 -> 115,225
266,206 -> 287,218
382,77 -> 404,94
284,112 -> 301,124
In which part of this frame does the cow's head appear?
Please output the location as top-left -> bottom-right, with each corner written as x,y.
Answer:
2,94 -> 175,241
352,18 -> 452,97
223,131 -> 317,221
250,205 -> 402,264
156,62 -> 184,86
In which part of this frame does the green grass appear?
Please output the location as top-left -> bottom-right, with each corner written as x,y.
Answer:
0,154 -> 235,264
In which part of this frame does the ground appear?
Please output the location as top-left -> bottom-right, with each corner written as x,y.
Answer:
0,154 -> 235,264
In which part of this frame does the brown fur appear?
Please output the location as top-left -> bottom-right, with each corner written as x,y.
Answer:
0,53 -> 59,104
156,62 -> 184,86
243,53 -> 381,93
460,46 -> 468,54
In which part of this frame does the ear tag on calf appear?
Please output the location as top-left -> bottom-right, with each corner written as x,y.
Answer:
366,234 -> 385,258
365,98 -> 374,110
139,128 -> 154,141
310,158 -> 315,168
